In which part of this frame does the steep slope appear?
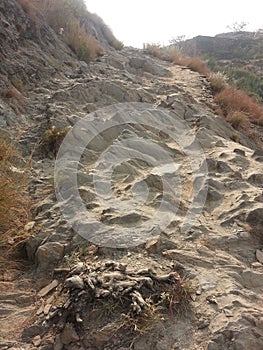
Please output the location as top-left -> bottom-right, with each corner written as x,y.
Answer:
0,2 -> 263,350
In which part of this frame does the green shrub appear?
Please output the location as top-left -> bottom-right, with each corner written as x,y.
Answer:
227,68 -> 263,102
78,43 -> 91,62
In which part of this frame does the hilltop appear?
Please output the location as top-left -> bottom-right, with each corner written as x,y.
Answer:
0,1 -> 263,350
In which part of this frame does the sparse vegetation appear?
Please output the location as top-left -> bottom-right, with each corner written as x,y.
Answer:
207,59 -> 263,103
186,57 -> 211,76
226,111 -> 249,129
40,0 -> 104,62
143,43 -> 163,59
208,71 -> 228,93
49,260 -> 194,344
143,44 -> 211,75
17,0 -> 123,63
65,18 -> 104,61
227,21 -> 248,32
214,86 -> 263,125
144,41 -> 263,135
227,68 -> 263,102
0,135 -> 31,261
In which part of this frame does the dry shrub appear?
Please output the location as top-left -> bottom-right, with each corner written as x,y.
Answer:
214,87 -> 263,124
166,48 -> 211,76
18,0 -> 121,58
143,43 -> 162,58
208,72 -> 228,93
65,19 -> 104,61
226,111 -> 249,130
0,135 -> 31,257
166,47 -> 188,65
40,0 -> 65,31
186,57 -> 211,76
40,0 -> 104,62
144,44 -> 211,76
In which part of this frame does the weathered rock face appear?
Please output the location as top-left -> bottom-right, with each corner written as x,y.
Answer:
0,2 -> 263,350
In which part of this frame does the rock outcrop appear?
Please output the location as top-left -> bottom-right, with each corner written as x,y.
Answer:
0,1 -> 262,350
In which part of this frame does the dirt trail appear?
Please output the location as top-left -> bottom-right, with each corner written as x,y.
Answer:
0,49 -> 262,349
0,272 -> 37,348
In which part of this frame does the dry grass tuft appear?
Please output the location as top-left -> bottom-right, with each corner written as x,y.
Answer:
144,44 -> 211,75
143,43 -> 162,58
165,47 -> 187,65
186,57 -> 211,76
208,72 -> 228,93
40,0 -> 104,62
121,276 -> 194,335
214,87 -> 263,125
0,135 -> 32,261
64,19 -> 104,61
226,111 -> 249,130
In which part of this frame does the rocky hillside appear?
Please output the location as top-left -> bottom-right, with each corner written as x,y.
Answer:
0,1 -> 263,350
180,31 -> 263,60
179,31 -> 263,101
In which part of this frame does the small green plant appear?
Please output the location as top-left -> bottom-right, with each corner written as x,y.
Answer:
42,125 -> 70,155
227,68 -> 263,102
78,43 -> 91,62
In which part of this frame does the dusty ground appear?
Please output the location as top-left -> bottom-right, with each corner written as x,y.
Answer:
1,53 -> 263,350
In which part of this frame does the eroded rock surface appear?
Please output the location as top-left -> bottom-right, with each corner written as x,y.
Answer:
0,1 -> 262,349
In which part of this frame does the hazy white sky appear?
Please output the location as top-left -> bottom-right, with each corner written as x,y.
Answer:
85,0 -> 262,48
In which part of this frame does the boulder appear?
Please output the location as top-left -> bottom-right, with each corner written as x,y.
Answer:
36,242 -> 65,271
